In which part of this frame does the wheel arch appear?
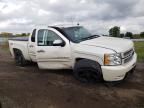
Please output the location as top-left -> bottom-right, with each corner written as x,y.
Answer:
13,48 -> 28,66
12,46 -> 30,61
13,48 -> 22,56
74,56 -> 103,67
73,58 -> 104,82
13,48 -> 27,60
74,58 -> 102,68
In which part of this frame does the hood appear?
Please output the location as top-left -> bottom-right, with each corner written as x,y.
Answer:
79,36 -> 134,52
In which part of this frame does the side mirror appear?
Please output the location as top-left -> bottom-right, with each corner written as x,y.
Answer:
53,40 -> 65,47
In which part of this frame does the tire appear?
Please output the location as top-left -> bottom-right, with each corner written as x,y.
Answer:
73,59 -> 103,83
14,50 -> 27,67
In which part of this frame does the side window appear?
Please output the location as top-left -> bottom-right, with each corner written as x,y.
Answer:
31,29 -> 36,42
37,29 -> 61,46
37,29 -> 48,46
46,30 -> 62,46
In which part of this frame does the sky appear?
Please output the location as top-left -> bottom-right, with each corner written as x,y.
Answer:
0,0 -> 144,34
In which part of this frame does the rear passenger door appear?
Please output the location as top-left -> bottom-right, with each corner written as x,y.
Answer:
36,29 -> 71,69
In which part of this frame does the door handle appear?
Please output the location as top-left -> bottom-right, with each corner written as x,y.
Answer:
37,50 -> 45,53
29,45 -> 34,47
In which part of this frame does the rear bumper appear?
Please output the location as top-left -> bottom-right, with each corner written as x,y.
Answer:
101,53 -> 137,81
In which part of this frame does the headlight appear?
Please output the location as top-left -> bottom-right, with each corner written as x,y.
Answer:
104,53 -> 122,66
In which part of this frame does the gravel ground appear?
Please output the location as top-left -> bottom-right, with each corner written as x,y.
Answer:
0,48 -> 144,108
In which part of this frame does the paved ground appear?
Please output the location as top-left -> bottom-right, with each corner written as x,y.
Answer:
0,47 -> 144,108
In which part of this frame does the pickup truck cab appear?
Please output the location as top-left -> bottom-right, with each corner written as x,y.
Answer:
9,25 -> 137,83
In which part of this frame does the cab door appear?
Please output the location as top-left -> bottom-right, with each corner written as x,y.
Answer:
36,29 -> 71,69
28,29 -> 37,62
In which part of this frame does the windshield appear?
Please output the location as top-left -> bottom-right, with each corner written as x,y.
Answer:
62,26 -> 99,43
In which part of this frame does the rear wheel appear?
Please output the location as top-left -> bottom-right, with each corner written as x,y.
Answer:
73,59 -> 103,83
14,50 -> 27,67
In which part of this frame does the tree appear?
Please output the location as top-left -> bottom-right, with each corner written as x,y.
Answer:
109,26 -> 120,37
140,32 -> 144,38
27,33 -> 30,36
21,33 -> 27,36
133,34 -> 140,39
109,28 -> 113,36
0,32 -> 13,37
125,32 -> 133,39
120,33 -> 124,38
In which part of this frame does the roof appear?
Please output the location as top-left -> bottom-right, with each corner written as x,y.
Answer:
34,23 -> 81,29
49,23 -> 80,28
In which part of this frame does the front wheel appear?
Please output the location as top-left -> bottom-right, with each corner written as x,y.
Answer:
73,59 -> 103,83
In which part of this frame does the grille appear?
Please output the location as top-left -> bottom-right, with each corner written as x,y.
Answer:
124,55 -> 133,63
123,49 -> 134,64
124,49 -> 134,57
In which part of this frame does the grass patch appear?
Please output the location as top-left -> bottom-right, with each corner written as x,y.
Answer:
134,42 -> 144,62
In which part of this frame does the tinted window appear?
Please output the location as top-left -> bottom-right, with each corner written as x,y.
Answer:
37,29 -> 46,45
62,26 -> 99,43
37,29 -> 61,46
31,29 -> 36,42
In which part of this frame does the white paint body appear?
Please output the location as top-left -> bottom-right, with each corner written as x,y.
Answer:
8,27 -> 137,81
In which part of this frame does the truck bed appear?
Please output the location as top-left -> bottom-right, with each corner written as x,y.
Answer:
8,37 -> 30,61
9,37 -> 28,41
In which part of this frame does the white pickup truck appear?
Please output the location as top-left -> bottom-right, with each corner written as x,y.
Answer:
9,26 -> 137,83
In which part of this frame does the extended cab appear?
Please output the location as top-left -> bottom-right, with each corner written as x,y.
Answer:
9,26 -> 137,82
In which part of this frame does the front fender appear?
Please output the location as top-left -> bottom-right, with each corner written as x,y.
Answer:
71,43 -> 115,67
72,51 -> 104,68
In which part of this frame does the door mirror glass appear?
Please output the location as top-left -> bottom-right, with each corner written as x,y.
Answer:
53,40 -> 65,47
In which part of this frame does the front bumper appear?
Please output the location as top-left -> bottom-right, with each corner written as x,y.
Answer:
101,53 -> 137,81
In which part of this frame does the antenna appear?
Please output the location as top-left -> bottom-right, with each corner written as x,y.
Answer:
70,17 -> 74,25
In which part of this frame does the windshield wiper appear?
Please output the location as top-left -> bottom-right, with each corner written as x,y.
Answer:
81,35 -> 100,41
